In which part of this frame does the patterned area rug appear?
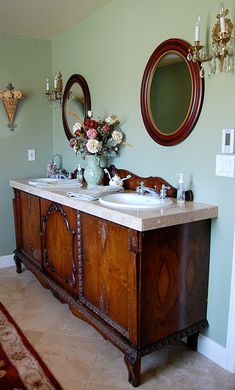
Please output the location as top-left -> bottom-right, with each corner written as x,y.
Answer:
0,302 -> 63,389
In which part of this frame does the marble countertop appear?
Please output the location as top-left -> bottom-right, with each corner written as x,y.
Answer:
9,179 -> 218,232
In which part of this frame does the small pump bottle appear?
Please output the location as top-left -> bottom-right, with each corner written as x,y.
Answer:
177,173 -> 185,204
77,164 -> 83,184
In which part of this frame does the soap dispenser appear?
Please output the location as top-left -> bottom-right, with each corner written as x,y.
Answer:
177,173 -> 185,204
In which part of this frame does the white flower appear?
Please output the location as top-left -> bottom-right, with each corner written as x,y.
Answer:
86,139 -> 102,154
112,130 -> 123,144
87,110 -> 93,118
14,90 -> 23,99
105,115 -> 119,125
72,122 -> 82,133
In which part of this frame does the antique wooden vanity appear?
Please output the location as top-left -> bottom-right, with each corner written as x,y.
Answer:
10,168 -> 218,387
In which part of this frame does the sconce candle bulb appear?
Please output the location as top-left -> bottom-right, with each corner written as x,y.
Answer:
219,3 -> 226,33
46,79 -> 50,92
195,15 -> 200,42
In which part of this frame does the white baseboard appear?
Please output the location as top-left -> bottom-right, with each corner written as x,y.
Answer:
0,254 -> 14,268
198,334 -> 233,372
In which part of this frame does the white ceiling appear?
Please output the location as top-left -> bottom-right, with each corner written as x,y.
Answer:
0,0 -> 111,39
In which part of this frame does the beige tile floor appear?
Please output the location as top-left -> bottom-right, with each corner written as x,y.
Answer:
1,265 -> 235,390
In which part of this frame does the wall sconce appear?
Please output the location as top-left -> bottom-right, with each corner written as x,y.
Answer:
0,83 -> 24,131
187,3 -> 233,77
45,71 -> 63,107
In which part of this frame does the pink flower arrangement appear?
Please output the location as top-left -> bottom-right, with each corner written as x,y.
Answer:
69,112 -> 125,159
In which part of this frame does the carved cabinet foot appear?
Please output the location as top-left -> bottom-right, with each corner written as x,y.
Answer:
14,255 -> 22,274
187,332 -> 199,351
124,355 -> 141,387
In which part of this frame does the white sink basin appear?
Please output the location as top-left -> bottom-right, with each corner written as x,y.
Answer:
28,178 -> 81,188
99,192 -> 173,209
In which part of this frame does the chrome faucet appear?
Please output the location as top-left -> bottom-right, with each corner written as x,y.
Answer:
52,153 -> 62,171
136,182 -> 171,199
136,182 -> 159,197
47,154 -> 66,178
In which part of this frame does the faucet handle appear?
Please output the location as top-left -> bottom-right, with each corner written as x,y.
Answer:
136,181 -> 145,194
160,184 -> 171,199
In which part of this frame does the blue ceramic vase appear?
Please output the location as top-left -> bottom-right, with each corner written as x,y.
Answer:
84,155 -> 104,187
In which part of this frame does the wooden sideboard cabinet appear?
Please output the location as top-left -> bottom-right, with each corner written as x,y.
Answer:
12,181 -> 216,387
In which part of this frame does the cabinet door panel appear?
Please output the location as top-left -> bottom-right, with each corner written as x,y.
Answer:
140,221 -> 211,346
40,199 -> 78,297
16,191 -> 42,267
80,213 -> 137,337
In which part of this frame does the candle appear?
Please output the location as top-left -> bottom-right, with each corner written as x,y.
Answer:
46,79 -> 50,92
54,76 -> 58,90
195,15 -> 200,42
220,16 -> 226,33
219,3 -> 226,33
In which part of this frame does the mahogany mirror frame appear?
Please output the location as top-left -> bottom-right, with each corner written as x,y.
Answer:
140,38 -> 204,146
62,74 -> 91,141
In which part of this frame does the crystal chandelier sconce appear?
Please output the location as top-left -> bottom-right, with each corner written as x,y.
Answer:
187,3 -> 233,77
0,83 -> 24,131
45,71 -> 63,106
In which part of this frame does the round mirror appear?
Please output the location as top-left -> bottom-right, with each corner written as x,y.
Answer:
141,38 -> 204,146
62,74 -> 91,140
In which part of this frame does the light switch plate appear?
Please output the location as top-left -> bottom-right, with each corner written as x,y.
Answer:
216,154 -> 235,177
28,149 -> 35,161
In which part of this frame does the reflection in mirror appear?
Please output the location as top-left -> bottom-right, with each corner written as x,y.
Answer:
141,38 -> 204,146
150,52 -> 191,135
62,74 -> 91,141
66,84 -> 85,132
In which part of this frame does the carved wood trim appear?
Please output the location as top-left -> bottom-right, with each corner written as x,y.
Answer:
12,189 -> 22,249
79,296 -> 129,338
107,165 -> 194,201
127,230 -> 141,346
98,220 -> 108,249
41,202 -> 77,289
98,284 -> 109,314
128,231 -> 141,254
77,211 -> 83,299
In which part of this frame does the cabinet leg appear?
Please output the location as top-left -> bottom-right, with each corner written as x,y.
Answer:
124,354 -> 141,387
187,332 -> 199,351
14,255 -> 22,274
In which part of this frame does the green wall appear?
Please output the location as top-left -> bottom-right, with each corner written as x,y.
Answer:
52,0 -> 235,347
0,32 -> 53,255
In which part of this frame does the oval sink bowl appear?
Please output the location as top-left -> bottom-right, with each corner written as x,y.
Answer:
99,192 -> 173,209
28,178 -> 81,188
